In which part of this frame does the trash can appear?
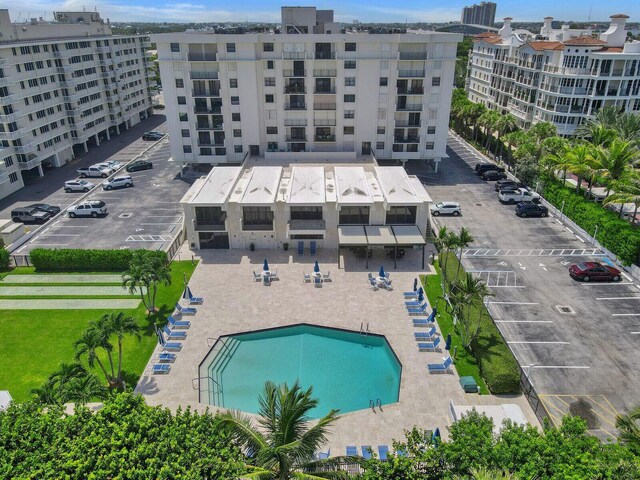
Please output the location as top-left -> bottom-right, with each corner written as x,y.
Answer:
459,376 -> 479,393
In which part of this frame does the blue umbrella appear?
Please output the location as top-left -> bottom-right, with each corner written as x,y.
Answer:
417,289 -> 424,303
445,333 -> 452,352
413,278 -> 418,292
263,259 -> 269,272
432,428 -> 441,443
314,260 -> 320,273
417,286 -> 424,297
379,265 -> 386,278
182,284 -> 192,300
156,327 -> 165,346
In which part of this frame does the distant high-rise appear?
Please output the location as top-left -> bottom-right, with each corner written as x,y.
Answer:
461,2 -> 497,27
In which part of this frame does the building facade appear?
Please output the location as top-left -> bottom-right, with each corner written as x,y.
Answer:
461,2 -> 497,27
152,7 -> 461,172
0,10 -> 155,200
467,14 -> 640,136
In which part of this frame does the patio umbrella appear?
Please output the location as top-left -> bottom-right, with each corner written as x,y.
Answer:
182,284 -> 193,300
379,265 -> 386,278
417,286 -> 424,297
263,259 -> 269,272
432,428 -> 441,443
156,327 -> 165,347
314,260 -> 320,273
413,278 -> 418,292
417,289 -> 424,303
445,333 -> 452,352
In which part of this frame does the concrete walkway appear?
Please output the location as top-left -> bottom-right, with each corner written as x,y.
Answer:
0,299 -> 140,309
0,286 -> 137,296
1,274 -> 122,284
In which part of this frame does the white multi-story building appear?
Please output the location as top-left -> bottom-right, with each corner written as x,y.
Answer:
0,10 -> 155,200
153,6 -> 461,171
467,14 -> 640,136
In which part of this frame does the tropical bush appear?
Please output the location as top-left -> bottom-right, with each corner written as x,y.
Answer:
0,247 -> 9,270
29,248 -> 166,272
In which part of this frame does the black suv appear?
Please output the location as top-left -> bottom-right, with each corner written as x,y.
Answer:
475,163 -> 505,176
142,132 -> 164,141
515,201 -> 549,218
482,170 -> 507,181
495,180 -> 524,192
27,203 -> 61,216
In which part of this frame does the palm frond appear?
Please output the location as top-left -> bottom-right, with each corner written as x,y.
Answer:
216,410 -> 268,454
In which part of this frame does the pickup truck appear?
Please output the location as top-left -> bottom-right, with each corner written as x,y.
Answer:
498,188 -> 541,204
77,166 -> 109,178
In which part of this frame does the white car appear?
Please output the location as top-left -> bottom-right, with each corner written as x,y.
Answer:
431,202 -> 462,216
498,188 -> 540,205
93,163 -> 116,175
102,175 -> 134,190
67,200 -> 107,218
64,180 -> 95,193
77,166 -> 109,178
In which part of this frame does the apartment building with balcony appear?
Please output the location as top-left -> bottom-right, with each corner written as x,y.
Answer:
153,6 -> 461,172
467,14 -> 640,136
0,10 -> 155,200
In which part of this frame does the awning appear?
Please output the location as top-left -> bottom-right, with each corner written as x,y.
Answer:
364,225 -> 396,245
391,225 -> 426,245
337,225 -> 367,246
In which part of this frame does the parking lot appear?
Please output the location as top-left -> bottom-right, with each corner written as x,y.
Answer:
1,117 -> 193,253
409,132 -> 640,439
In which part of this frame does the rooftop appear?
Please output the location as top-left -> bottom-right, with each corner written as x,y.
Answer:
334,167 -> 373,205
374,167 -> 425,205
187,167 -> 242,205
563,36 -> 606,45
287,167 -> 326,204
238,167 -> 283,205
527,41 -> 564,51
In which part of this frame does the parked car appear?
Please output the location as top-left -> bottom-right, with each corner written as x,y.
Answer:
93,163 -> 116,175
102,175 -> 134,190
67,200 -> 107,218
126,160 -> 153,172
26,203 -> 61,216
498,188 -> 541,204
569,262 -> 621,282
142,131 -> 164,141
64,180 -> 95,192
431,201 -> 462,216
475,163 -> 505,176
482,169 -> 507,181
515,201 -> 549,217
10,206 -> 51,224
104,160 -> 123,170
77,166 -> 109,178
495,180 -> 524,192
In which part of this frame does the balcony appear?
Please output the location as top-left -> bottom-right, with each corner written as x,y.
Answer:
194,221 -> 226,231
285,103 -> 306,110
142,39 -> 152,48
283,52 -> 306,59
398,70 -> 425,78
18,157 -> 41,169
399,52 -> 428,60
286,135 -> 307,142
313,69 -> 337,77
242,222 -> 273,231
284,85 -> 306,94
314,87 -> 336,94
196,122 -> 223,130
394,120 -> 420,127
194,106 -> 222,114
0,112 -> 18,122
190,71 -> 219,80
314,103 -> 336,110
283,70 -> 306,77
314,119 -> 336,126
314,134 -> 335,142
284,119 -> 307,126
188,53 -> 217,61
0,172 -> 8,184
192,89 -> 221,97
197,140 -> 225,147
397,87 -> 424,95
395,104 -> 422,111
314,52 -> 336,60
394,136 -> 420,143
0,129 -> 25,141
0,94 -> 16,105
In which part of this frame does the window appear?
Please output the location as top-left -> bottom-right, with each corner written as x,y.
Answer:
291,207 -> 323,221
177,96 -> 186,105
195,206 -> 225,226
377,127 -> 385,135
170,43 -> 180,52
179,113 -> 188,122
229,78 -> 238,88
231,96 -> 239,105
265,77 -> 276,86
344,60 -> 356,69
9,172 -> 18,183
263,43 -> 274,52
226,43 -> 236,53
407,144 -> 418,152
379,77 -> 388,86
265,94 -> 274,103
344,94 -> 355,103
432,77 -> 441,86
4,156 -> 13,168
425,142 -> 435,150
242,207 -> 273,229
233,129 -> 242,137
234,145 -> 243,153
386,206 -> 416,225
345,77 -> 356,87
344,110 -> 355,119
267,142 -> 278,151
183,145 -> 192,153
376,141 -> 385,150
267,60 -> 274,69
266,126 -> 278,135
232,113 -> 241,121
339,206 -> 369,225
345,42 -> 356,52
427,126 -> 436,134
344,126 -> 354,135
181,129 -> 190,137
175,78 -> 184,88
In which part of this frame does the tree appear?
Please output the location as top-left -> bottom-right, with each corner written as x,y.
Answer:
605,176 -> 640,220
495,114 -> 518,160
64,374 -> 108,405
591,139 -> 638,196
616,406 -> 640,455
455,227 -> 475,278
106,312 -> 141,385
75,327 -> 113,385
215,381 -> 355,479
122,251 -> 171,315
451,274 -> 493,348
146,256 -> 172,314
32,362 -> 106,405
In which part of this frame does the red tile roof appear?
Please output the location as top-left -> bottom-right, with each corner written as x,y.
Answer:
563,36 -> 606,45
594,47 -> 624,52
526,41 -> 564,51
610,14 -> 630,19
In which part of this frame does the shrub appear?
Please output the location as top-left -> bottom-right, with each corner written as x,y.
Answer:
29,249 -> 167,272
0,248 -> 9,270
543,181 -> 640,265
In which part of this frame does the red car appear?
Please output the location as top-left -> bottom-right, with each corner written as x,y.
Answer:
569,262 -> 622,282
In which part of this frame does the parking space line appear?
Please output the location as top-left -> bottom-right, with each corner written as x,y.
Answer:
580,282 -> 634,286
38,233 -> 81,237
596,296 -> 640,300
140,222 -> 183,225
495,320 -> 553,323
489,301 -> 539,305
586,395 -> 621,420
631,332 -> 640,334
612,313 -> 640,316
508,341 -> 570,344
523,365 -> 590,369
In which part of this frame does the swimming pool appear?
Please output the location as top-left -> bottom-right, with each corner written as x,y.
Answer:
202,324 -> 401,418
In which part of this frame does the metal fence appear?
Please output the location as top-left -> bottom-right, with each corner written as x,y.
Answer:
9,254 -> 31,267
519,368 -> 551,427
165,226 -> 185,262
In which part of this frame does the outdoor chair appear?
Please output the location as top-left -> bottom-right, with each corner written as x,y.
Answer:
417,337 -> 441,352
253,271 -> 262,282
175,303 -> 197,315
407,303 -> 428,314
314,277 -> 322,288
383,279 -> 393,290
412,317 -> 436,327
322,271 -> 331,281
404,290 -> 419,298
188,294 -> 204,304
168,316 -> 190,329
163,326 -> 187,340
152,364 -> 171,374
405,298 -> 424,307
369,278 -> 379,290
303,273 -> 311,282
269,270 -> 278,279
427,356 -> 453,374
378,445 -> 389,461
158,353 -> 176,363
414,327 -> 438,340
162,342 -> 182,351
263,274 -> 271,286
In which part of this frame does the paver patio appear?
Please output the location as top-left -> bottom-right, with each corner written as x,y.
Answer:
137,245 -> 539,452
1,274 -> 122,284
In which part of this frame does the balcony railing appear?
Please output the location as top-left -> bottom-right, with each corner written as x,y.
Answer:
394,136 -> 420,143
283,70 -> 306,77
188,53 -> 217,61
399,52 -> 428,60
314,119 -> 336,126
314,52 -> 336,60
190,71 -> 219,80
313,69 -> 337,77
286,136 -> 307,142
194,221 -> 226,231
398,70 -> 425,78
197,140 -> 225,147
285,103 -> 306,110
395,104 -> 422,111
314,135 -> 335,142
192,89 -> 221,97
314,103 -> 336,110
196,122 -> 224,130
314,87 -> 336,94
397,87 -> 424,94
242,222 -> 273,231
0,112 -> 18,122
283,52 -> 306,59
395,120 -> 421,127
284,85 -> 306,94
194,107 -> 222,114
0,172 -> 8,184
284,119 -> 307,126
17,156 -> 40,168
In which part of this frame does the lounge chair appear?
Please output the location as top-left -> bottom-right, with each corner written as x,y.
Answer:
378,445 -> 389,461
310,241 -> 317,256
253,271 -> 262,282
405,298 -> 424,307
263,274 -> 271,285
414,327 -> 437,339
413,317 -> 436,327
158,352 -> 176,363
322,271 -> 331,281
407,303 -> 428,315
361,446 -> 372,460
303,273 -> 311,283
152,364 -> 171,374
403,290 -> 419,298
162,342 -> 182,351
427,356 -> 453,374
163,326 -> 187,340
417,337 -> 441,351
314,276 -> 322,288
297,241 -> 304,256
188,294 -> 204,304
168,316 -> 190,329
346,446 -> 358,456
175,303 -> 197,315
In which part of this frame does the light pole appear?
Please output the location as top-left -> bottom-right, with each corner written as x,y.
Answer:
593,225 -> 599,246
560,200 -> 565,221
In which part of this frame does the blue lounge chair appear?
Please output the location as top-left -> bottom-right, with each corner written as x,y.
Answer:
413,317 -> 436,327
163,326 -> 187,340
427,356 -> 453,374
188,294 -> 204,304
368,277 -> 378,290
163,342 -> 182,351
361,445 -> 372,460
403,290 -> 419,298
378,445 -> 389,461
405,298 -> 425,307
175,303 -> 196,315
417,337 -> 441,351
414,327 -> 437,339
297,241 -> 304,255
346,446 -> 358,456
383,278 -> 393,290
158,352 -> 176,363
407,303 -> 428,315
168,316 -> 190,329
152,364 -> 171,374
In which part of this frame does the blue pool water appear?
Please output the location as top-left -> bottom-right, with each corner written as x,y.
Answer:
206,324 -> 401,418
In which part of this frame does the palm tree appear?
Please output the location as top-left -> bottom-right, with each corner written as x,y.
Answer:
146,260 -> 172,314
122,261 -> 152,311
479,110 -> 500,152
75,327 -> 113,385
591,139 -> 638,196
456,468 -> 516,480
529,121 -> 557,144
495,114 -> 518,160
65,373 -> 108,405
615,112 -> 640,145
215,381 -> 355,480
436,227 -> 458,289
90,314 -> 117,384
616,406 -> 640,455
603,176 -> 640,220
31,380 -> 61,405
452,274 -> 493,348
48,362 -> 87,390
106,312 -> 141,385
455,227 -> 475,278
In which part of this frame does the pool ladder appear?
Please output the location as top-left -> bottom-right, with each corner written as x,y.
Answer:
360,322 -> 370,336
369,398 -> 383,413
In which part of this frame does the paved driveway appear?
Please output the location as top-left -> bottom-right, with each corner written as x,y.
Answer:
408,132 -> 640,439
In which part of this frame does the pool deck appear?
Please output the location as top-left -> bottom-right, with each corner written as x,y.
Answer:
136,245 -> 540,453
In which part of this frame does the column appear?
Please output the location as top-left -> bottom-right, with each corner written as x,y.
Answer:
37,164 -> 44,177
115,124 -> 120,135
95,133 -> 100,146
105,129 -> 111,141
83,142 -> 89,153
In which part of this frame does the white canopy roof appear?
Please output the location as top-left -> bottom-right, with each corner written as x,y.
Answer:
364,225 -> 396,245
239,167 -> 282,204
337,225 -> 367,246
190,167 -> 242,205
374,167 -> 422,205
334,167 -> 373,204
391,225 -> 426,245
288,167 -> 326,204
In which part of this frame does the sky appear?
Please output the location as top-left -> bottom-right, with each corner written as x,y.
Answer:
3,0 -> 638,24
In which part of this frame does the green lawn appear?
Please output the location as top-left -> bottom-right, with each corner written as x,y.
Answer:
0,261 -> 197,401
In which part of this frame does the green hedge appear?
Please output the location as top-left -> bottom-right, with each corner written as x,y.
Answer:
442,252 -> 521,394
543,182 -> 640,265
29,249 -> 167,272
0,248 -> 9,271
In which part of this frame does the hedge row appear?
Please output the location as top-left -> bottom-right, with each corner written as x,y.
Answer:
442,252 -> 521,394
29,249 -> 167,272
0,248 -> 9,271
543,182 -> 640,265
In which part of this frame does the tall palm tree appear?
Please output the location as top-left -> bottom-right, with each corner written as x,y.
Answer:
603,176 -> 640,220
529,121 -> 557,144
616,406 -> 640,455
455,227 -> 475,278
615,112 -> 640,145
215,381 -> 355,480
65,373 -> 108,405
106,312 -> 141,385
452,273 -> 493,348
575,105 -> 618,140
90,314 -> 117,383
591,139 -> 638,196
75,327 -> 113,385
146,260 -> 172,314
496,114 -> 518,160
122,261 -> 152,311
562,143 -> 595,193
